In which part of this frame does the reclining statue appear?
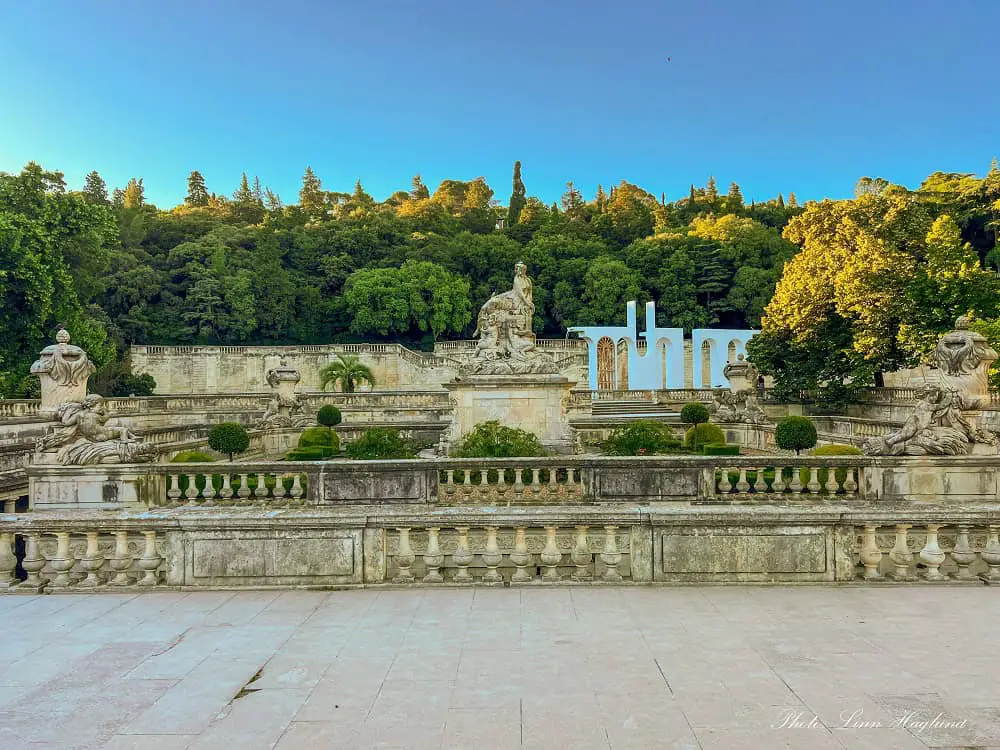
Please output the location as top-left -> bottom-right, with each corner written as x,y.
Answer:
35,394 -> 158,465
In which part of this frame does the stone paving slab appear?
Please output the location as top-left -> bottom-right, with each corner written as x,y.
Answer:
1,587 -> 1000,749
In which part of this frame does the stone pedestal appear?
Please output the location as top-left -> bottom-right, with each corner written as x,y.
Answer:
443,374 -> 575,453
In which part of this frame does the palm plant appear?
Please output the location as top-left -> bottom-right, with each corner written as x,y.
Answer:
319,354 -> 376,393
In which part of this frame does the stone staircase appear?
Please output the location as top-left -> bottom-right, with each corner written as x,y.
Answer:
590,401 -> 677,420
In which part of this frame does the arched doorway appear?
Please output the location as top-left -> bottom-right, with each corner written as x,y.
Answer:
596,337 -> 615,390
616,339 -> 630,390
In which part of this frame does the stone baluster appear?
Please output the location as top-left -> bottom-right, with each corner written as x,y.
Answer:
444,469 -> 455,494
236,474 -> 251,502
108,531 -> 133,587
478,470 -> 489,501
48,531 -> 75,589
983,526 -> 1000,582
462,470 -> 473,494
771,468 -> 786,493
423,527 -> 444,583
393,528 -> 415,584
496,469 -> 507,498
0,532 -> 16,590
184,474 -> 200,506
600,526 -> 622,582
951,525 -> 978,581
888,524 -> 915,580
289,474 -> 304,502
540,526 -> 562,582
859,525 -> 883,579
481,527 -> 503,585
513,468 -> 525,496
78,531 -> 105,588
806,467 -> 821,494
788,467 -> 803,493
138,531 -> 162,586
217,473 -> 233,503
843,467 -> 858,494
510,527 -> 532,584
919,524 -> 946,581
735,468 -> 750,493
530,469 -> 542,494
452,527 -> 474,583
548,468 -> 558,495
19,533 -> 46,592
717,468 -> 732,494
571,526 -> 592,582
752,468 -> 768,494
167,474 -> 182,504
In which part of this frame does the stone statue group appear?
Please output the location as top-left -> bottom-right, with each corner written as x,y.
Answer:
468,263 -> 557,375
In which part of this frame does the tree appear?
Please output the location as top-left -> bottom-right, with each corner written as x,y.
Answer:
317,404 -> 343,434
185,171 -> 209,207
122,178 -> 144,209
452,420 -> 544,457
680,402 -> 710,451
579,256 -> 641,325
705,176 -> 719,204
560,181 -> 586,219
320,354 -> 376,393
507,160 -> 526,227
787,192 -> 798,208
299,166 -> 324,220
207,422 -> 250,461
82,171 -> 108,205
775,416 -> 817,454
410,174 -> 430,200
725,181 -> 743,213
232,172 -> 265,224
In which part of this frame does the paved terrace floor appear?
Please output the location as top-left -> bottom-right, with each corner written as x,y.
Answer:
1,588 -> 999,750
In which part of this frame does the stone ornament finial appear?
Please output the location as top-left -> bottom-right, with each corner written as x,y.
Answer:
258,362 -> 310,429
466,263 -> 558,375
31,328 -> 97,418
932,315 -> 997,409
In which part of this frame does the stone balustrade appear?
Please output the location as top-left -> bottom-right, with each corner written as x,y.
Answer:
163,469 -> 308,508
0,401 -> 41,420
712,463 -> 861,498
0,527 -> 166,592
385,524 -> 630,584
437,466 -> 587,505
853,521 -> 1000,582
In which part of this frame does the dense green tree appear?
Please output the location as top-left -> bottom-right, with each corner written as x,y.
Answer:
82,171 -> 108,205
185,170 -> 209,207
122,178 -> 144,209
299,166 -> 324,220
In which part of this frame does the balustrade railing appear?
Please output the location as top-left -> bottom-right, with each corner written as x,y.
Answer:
854,522 -> 1000,582
162,469 -> 307,508
0,527 -> 165,592
386,524 -> 629,584
712,463 -> 861,498
438,466 -> 586,505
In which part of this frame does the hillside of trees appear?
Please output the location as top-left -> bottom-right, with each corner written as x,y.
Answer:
2,159 -> 998,399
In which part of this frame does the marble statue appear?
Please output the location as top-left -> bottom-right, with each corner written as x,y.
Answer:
35,394 -> 158,465
723,354 -> 758,393
257,361 -> 311,429
30,328 -> 96,417
467,263 -> 558,375
710,389 -> 740,422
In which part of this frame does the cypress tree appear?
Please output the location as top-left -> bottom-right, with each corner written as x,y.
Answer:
787,192 -> 798,208
507,160 -> 526,226
689,184 -> 697,207
777,193 -> 785,208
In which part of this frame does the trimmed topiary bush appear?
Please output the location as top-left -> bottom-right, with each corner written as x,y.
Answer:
287,426 -> 338,459
317,404 -> 342,429
603,420 -> 679,456
684,423 -> 725,449
345,428 -> 416,460
452,420 -> 544,458
775,416 -> 818,455
208,422 -> 250,461
680,402 -> 711,451
286,446 -> 332,461
702,443 -> 739,456
170,450 -> 215,462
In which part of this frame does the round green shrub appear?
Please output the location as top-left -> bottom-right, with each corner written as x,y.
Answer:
299,426 -> 336,448
603,420 -> 679,456
317,405 -> 342,428
684,423 -> 725,449
170,450 -> 215,463
452,421 -> 544,458
775,416 -> 818,454
207,422 -> 250,461
286,446 -> 331,461
680,401 -> 710,426
345,428 -> 416,460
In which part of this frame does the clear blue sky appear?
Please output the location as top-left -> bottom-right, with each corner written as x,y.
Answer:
2,1 -> 997,208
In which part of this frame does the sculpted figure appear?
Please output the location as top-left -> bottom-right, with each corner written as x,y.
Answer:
932,315 -> 997,408
863,386 -> 996,456
257,361 -> 311,429
36,394 -> 157,465
742,390 -> 767,425
467,263 -> 557,375
710,389 -> 739,422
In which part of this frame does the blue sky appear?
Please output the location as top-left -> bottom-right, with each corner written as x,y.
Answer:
1,1 -> 997,208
